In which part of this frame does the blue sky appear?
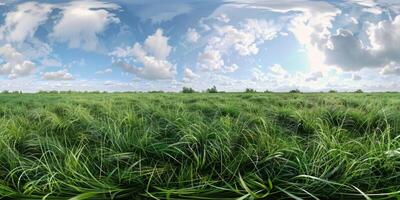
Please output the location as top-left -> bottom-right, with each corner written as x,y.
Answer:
0,0 -> 399,92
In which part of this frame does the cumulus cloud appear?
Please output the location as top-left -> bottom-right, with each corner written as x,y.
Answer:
110,29 -> 176,80
251,68 -> 267,81
50,1 -> 120,51
324,29 -> 378,70
226,0 -> 400,76
224,0 -> 340,71
143,29 -> 171,59
269,64 -> 288,76
198,49 -> 224,71
0,0 -> 120,52
305,71 -> 323,82
0,2 -> 58,67
42,69 -> 74,80
323,16 -> 400,72
380,62 -> 400,76
212,19 -> 278,56
215,14 -> 230,23
186,28 -> 200,43
183,68 -> 200,81
367,16 -> 400,60
0,44 -> 35,78
198,18 -> 278,72
0,2 -> 53,43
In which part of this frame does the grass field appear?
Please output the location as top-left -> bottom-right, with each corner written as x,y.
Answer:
0,92 -> 399,199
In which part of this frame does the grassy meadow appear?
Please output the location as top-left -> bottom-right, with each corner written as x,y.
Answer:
0,92 -> 399,199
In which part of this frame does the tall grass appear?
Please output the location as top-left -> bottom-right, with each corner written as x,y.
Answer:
0,92 -> 399,199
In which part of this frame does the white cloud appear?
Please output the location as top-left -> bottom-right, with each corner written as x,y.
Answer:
198,48 -> 224,71
352,73 -> 362,80
305,71 -> 323,82
41,58 -> 62,67
0,44 -> 35,78
346,0 -> 383,14
104,80 -> 131,86
110,29 -> 176,80
347,0 -> 376,7
42,69 -> 74,80
0,2 -> 53,43
198,18 -> 278,72
323,16 -> 400,72
50,1 -> 120,51
251,68 -> 267,81
143,29 -> 171,60
211,19 -> 278,56
380,62 -> 400,76
224,0 -> 340,72
96,68 -> 112,74
183,68 -> 200,80
215,14 -> 230,23
368,16 -> 400,60
269,64 -> 288,76
324,29 -> 377,70
226,0 -> 400,76
223,64 -> 238,73
186,28 -> 200,43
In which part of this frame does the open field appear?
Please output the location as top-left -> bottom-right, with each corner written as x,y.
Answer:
0,92 -> 399,199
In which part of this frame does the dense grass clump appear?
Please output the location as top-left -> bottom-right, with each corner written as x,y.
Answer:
0,92 -> 399,199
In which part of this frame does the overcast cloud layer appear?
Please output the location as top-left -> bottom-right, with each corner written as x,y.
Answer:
0,0 -> 399,92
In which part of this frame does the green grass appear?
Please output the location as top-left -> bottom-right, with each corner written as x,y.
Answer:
0,92 -> 399,199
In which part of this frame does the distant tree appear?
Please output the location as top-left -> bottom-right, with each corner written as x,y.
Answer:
245,88 -> 257,93
355,89 -> 363,93
206,85 -> 218,93
182,87 -> 196,93
289,89 -> 301,93
264,90 -> 272,93
329,90 -> 337,93
1,90 -> 9,94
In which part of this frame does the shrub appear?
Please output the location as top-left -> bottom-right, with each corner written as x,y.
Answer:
245,88 -> 257,93
206,85 -> 218,93
355,89 -> 363,93
182,87 -> 196,93
289,89 -> 301,93
329,90 -> 337,93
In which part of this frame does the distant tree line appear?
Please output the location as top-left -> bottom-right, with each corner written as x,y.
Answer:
179,87 -> 367,93
0,88 -> 386,94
